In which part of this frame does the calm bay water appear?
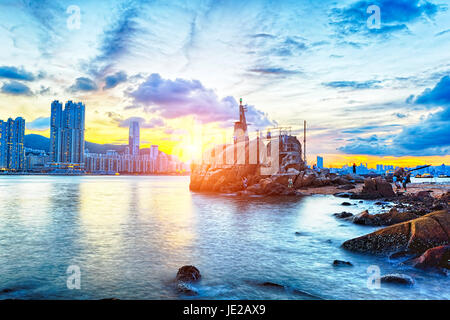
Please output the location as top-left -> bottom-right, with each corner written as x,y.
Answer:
0,175 -> 448,300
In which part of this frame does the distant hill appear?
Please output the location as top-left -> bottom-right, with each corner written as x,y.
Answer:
25,134 -> 127,154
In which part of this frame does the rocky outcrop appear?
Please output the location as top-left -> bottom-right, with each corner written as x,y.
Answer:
342,210 -> 449,254
190,159 -> 364,195
390,191 -> 449,216
351,208 -> 419,226
407,245 -> 450,271
350,177 -> 396,199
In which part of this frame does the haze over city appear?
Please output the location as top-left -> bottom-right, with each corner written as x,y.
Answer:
0,0 -> 449,167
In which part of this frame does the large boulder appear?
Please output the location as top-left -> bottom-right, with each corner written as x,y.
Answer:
342,210 -> 449,254
408,245 -> 450,270
352,177 -> 395,199
176,265 -> 201,283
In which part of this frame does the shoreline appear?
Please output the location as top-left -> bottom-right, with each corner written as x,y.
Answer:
299,182 -> 450,198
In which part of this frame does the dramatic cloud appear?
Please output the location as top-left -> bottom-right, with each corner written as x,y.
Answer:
26,117 -> 50,131
117,116 -> 165,129
69,77 -> 98,92
330,0 -> 443,36
339,75 -> 450,156
1,81 -> 32,96
414,75 -> 450,105
129,73 -> 275,128
322,80 -> 382,90
89,1 -> 144,76
0,66 -> 35,81
104,71 -> 127,89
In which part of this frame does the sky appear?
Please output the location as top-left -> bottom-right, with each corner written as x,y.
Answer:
0,0 -> 449,167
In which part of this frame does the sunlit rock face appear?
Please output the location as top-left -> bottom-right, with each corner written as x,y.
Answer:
342,210 -> 449,255
189,135 -> 306,195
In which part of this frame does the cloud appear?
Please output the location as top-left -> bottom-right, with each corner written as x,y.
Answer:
329,0 -> 443,37
104,71 -> 127,89
414,75 -> 450,105
69,77 -> 98,92
1,81 -> 32,96
117,116 -> 165,129
323,80 -> 382,89
248,67 -> 301,75
26,117 -> 50,131
0,66 -> 35,81
129,73 -> 275,128
89,1 -> 144,76
338,75 -> 450,156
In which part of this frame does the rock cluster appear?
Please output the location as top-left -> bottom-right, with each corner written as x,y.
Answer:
190,163 -> 364,196
342,210 -> 449,255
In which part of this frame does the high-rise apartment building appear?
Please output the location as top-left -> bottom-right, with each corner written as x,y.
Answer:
49,100 -> 85,166
129,120 -> 140,156
0,117 -> 25,171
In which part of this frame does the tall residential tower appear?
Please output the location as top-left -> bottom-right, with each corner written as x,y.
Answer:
0,117 -> 25,171
49,100 -> 85,166
129,120 -> 140,156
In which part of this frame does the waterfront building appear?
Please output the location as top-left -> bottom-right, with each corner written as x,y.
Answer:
0,117 -> 25,171
129,120 -> 140,156
49,100 -> 85,168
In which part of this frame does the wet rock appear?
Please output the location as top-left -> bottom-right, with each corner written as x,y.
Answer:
408,245 -> 450,270
334,192 -> 355,198
332,260 -> 353,266
261,281 -> 285,288
0,288 -> 13,294
342,210 -> 449,254
389,251 -> 413,259
176,265 -> 201,283
333,211 -> 354,219
380,274 -> 414,285
177,282 -> 199,296
341,202 -> 352,206
352,210 -> 376,225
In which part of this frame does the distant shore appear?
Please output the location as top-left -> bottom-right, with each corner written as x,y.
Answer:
0,172 -> 190,177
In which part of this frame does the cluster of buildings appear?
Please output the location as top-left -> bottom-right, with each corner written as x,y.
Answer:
0,117 -> 25,171
316,156 -> 449,176
1,100 -> 187,174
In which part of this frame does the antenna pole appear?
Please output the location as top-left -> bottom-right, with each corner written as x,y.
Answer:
303,120 -> 306,165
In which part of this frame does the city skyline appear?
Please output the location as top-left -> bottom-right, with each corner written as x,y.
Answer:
0,0 -> 449,167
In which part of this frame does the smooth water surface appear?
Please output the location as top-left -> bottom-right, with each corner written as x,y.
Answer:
0,176 -> 448,299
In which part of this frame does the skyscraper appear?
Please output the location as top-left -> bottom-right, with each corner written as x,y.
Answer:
49,100 -> 85,166
50,100 -> 63,163
0,117 -> 25,171
129,120 -> 140,156
317,156 -> 324,169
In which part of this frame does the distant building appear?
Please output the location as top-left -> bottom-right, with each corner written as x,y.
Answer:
150,145 -> 158,160
49,100 -> 85,168
0,117 -> 25,171
129,120 -> 140,156
317,156 -> 323,169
